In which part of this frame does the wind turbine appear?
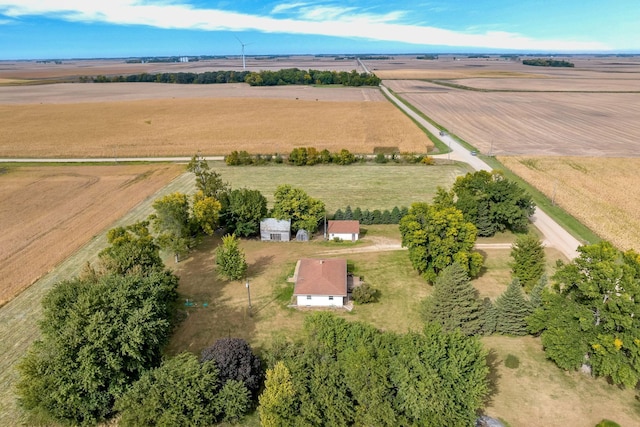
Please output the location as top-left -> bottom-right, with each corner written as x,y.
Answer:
235,36 -> 252,70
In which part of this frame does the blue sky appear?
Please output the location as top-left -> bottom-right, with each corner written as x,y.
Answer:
0,1 -> 638,60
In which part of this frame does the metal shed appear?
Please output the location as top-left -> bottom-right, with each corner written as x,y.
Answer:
260,218 -> 291,242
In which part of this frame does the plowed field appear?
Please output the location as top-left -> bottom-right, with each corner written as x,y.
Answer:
0,163 -> 183,306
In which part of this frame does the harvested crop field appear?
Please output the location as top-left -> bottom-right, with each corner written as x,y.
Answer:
0,163 -> 183,306
0,96 -> 431,158
498,156 -> 640,251
385,79 -> 640,157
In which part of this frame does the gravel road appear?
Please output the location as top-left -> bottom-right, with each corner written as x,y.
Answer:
379,83 -> 581,260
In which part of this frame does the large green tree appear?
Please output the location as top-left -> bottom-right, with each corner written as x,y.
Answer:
510,233 -> 546,292
399,202 -> 483,283
98,220 -> 162,275
224,188 -> 268,237
528,242 -> 640,387
200,337 -> 263,396
271,184 -> 325,233
115,352 -> 251,426
420,262 -> 485,335
259,313 -> 489,426
494,278 -> 532,335
215,234 -> 248,281
16,270 -> 178,425
187,154 -> 229,199
150,192 -> 192,262
450,170 -> 535,236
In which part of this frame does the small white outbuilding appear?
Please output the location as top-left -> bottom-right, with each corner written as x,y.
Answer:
327,220 -> 360,242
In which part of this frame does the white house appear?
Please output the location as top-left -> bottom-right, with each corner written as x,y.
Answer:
260,218 -> 291,242
293,258 -> 347,307
327,220 -> 360,241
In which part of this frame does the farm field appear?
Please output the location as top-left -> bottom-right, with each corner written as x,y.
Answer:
498,156 -> 640,251
385,79 -> 640,157
0,92 -> 431,158
0,163 -> 184,306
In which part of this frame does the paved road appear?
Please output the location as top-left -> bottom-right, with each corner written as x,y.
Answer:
379,83 -> 581,260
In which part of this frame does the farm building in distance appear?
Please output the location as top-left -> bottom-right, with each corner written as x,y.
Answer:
260,218 -> 291,242
293,258 -> 348,307
327,220 -> 360,241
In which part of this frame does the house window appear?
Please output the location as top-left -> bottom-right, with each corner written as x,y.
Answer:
306,295 -> 312,300
329,296 -> 334,301
270,233 -> 281,241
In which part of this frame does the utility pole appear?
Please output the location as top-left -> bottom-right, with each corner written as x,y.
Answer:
245,279 -> 252,316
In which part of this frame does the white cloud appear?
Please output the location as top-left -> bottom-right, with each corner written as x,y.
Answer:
270,2 -> 309,15
0,0 -> 611,51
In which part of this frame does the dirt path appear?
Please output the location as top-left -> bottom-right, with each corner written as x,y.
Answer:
0,172 -> 195,425
317,236 -> 513,256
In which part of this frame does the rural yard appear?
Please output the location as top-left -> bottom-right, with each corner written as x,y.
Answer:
1,55 -> 640,427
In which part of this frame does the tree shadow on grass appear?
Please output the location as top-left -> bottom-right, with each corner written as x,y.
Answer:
247,255 -> 274,278
474,249 -> 490,278
483,348 -> 502,408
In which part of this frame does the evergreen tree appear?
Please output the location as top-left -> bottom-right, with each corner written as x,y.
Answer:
510,233 -> 546,292
343,205 -> 353,220
529,274 -> 547,309
475,199 -> 496,237
481,297 -> 497,335
400,206 -> 409,218
381,209 -> 392,224
333,208 -> 344,220
361,209 -> 373,225
495,278 -> 531,335
390,206 -> 402,223
420,263 -> 484,335
372,209 -> 382,224
353,207 -> 363,221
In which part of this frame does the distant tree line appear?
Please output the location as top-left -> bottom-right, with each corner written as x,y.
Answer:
244,68 -> 380,86
333,205 -> 409,225
83,68 -> 380,87
416,55 -> 438,60
522,58 -> 574,67
83,70 -> 250,84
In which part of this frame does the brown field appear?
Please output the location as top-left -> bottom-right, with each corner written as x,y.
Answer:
385,79 -> 640,157
450,77 -> 640,91
0,96 -> 431,158
0,163 -> 183,306
498,156 -> 640,251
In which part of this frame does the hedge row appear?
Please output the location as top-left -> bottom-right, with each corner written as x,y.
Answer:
333,205 -> 409,224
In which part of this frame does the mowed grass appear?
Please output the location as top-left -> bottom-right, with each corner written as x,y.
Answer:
168,222 -> 639,427
213,161 -> 473,212
0,98 -> 432,158
499,156 -> 640,251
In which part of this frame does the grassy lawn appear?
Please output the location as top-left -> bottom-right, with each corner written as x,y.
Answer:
167,223 -> 638,426
210,161 -> 474,213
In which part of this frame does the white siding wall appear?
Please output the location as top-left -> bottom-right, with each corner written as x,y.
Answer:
328,232 -> 359,241
296,295 -> 344,307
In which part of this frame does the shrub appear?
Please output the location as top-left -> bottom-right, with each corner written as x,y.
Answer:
352,283 -> 377,304
504,354 -> 520,369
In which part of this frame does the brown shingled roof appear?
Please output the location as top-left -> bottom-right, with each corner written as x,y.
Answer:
293,258 -> 347,296
327,220 -> 359,234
